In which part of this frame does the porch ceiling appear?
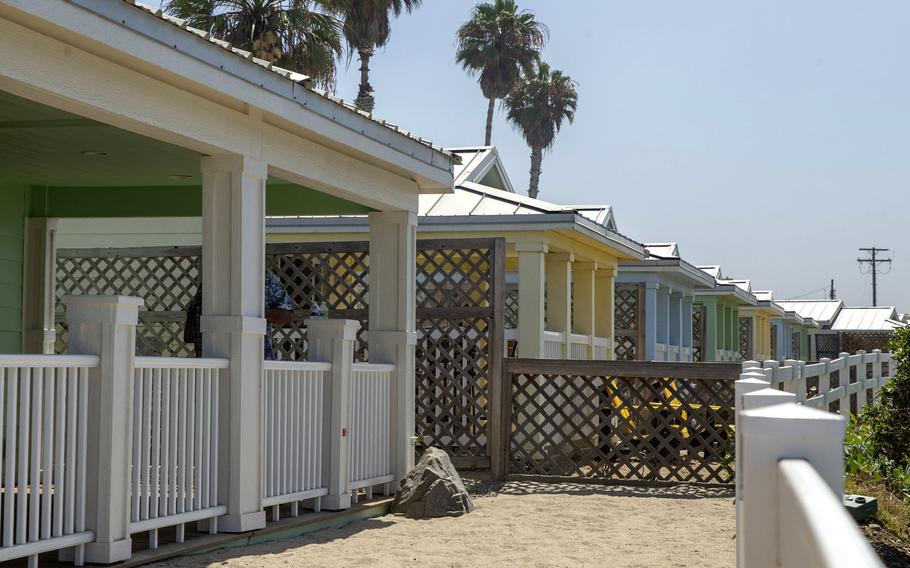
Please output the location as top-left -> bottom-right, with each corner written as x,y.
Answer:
0,89 -> 371,216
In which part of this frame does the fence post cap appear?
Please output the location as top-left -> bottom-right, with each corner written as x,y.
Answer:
740,400 -> 846,431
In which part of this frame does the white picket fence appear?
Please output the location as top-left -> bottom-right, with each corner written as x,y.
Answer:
349,364 -> 394,502
0,355 -> 95,566
262,361 -> 329,521
131,357 -> 227,546
736,350 -> 895,568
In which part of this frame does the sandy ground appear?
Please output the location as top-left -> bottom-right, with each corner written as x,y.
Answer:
155,481 -> 735,568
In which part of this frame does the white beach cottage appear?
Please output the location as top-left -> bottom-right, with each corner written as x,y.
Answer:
0,1 -> 452,564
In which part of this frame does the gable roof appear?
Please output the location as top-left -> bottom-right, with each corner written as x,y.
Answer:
418,146 -> 617,232
776,300 -> 844,326
644,243 -> 680,259
832,306 -> 906,331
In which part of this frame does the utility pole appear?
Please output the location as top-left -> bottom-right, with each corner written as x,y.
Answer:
857,247 -> 892,306
829,278 -> 836,300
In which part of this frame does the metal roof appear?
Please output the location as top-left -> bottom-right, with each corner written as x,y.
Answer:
121,1 -> 452,160
419,147 -> 616,231
831,307 -> 905,331
644,243 -> 680,259
776,300 -> 844,326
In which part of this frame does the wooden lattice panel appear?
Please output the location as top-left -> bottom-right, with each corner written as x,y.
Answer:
413,239 -> 504,467
266,242 -> 369,361
55,247 -> 200,357
842,331 -> 892,355
791,332 -> 801,360
614,284 -> 642,361
503,360 -> 738,484
504,286 -> 519,330
692,306 -> 706,362
738,317 -> 753,361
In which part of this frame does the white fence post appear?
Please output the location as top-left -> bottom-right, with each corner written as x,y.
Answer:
739,398 -> 846,568
307,318 -> 358,510
64,295 -> 143,564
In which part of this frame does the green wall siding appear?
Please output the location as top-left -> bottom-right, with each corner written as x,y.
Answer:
0,183 -> 26,353
29,183 -> 373,218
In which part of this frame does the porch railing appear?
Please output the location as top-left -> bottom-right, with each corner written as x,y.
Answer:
349,363 -> 394,502
543,331 -> 563,359
131,357 -> 227,545
0,355 -> 96,565
262,361 -> 329,520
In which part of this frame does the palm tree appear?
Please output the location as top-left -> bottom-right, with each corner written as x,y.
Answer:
164,0 -> 342,90
455,0 -> 548,146
330,0 -> 422,113
505,62 -> 578,199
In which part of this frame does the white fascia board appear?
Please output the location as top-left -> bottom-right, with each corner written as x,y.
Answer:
9,0 -> 453,192
695,285 -> 758,306
266,212 -> 647,259
618,260 -> 716,289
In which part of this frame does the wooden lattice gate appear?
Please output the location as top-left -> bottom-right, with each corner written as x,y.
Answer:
413,238 -> 505,469
614,284 -> 644,361
56,238 -> 506,468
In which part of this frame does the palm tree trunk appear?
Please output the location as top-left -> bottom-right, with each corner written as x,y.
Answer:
484,98 -> 495,146
528,145 -> 543,199
355,47 -> 375,113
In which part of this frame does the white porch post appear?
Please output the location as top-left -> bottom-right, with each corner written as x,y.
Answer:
307,318 -> 358,509
22,217 -> 58,354
200,155 -> 267,533
516,242 -> 547,358
546,253 -> 573,357
64,295 -> 143,564
644,282 -> 658,361
368,211 -> 418,485
669,291 -> 682,361
656,286 -> 670,361
594,267 -> 616,360
573,262 -> 596,359
682,295 -> 694,361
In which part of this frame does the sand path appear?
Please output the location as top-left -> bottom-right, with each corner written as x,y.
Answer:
155,481 -> 735,568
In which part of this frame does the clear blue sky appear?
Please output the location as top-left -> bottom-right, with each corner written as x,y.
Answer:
161,1 -> 910,311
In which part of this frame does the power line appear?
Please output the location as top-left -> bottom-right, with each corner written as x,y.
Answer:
857,247 -> 892,306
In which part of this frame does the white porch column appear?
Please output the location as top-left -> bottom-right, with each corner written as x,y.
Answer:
669,291 -> 682,361
572,262 -> 596,359
307,318 -> 358,510
516,242 -> 547,358
367,211 -> 418,485
644,282 -> 658,361
656,286 -> 670,361
22,217 -> 58,354
200,155 -> 268,533
682,295 -> 694,361
594,266 -> 616,360
64,295 -> 143,563
546,253 -> 573,357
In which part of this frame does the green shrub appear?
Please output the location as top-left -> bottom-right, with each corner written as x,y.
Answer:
863,326 -> 910,475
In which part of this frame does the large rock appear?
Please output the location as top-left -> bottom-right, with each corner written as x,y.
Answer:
391,448 -> 475,518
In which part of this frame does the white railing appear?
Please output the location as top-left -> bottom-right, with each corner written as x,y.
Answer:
349,363 -> 394,502
262,361 -> 330,520
668,345 -> 679,361
680,346 -> 692,362
778,459 -> 883,567
736,352 -> 890,567
0,355 -> 97,566
655,342 -> 667,361
568,333 -> 589,360
131,357 -> 227,546
593,336 -> 612,360
543,331 -> 564,359
742,350 -> 893,413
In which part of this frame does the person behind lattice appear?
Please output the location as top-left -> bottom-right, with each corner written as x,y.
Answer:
183,270 -> 293,360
